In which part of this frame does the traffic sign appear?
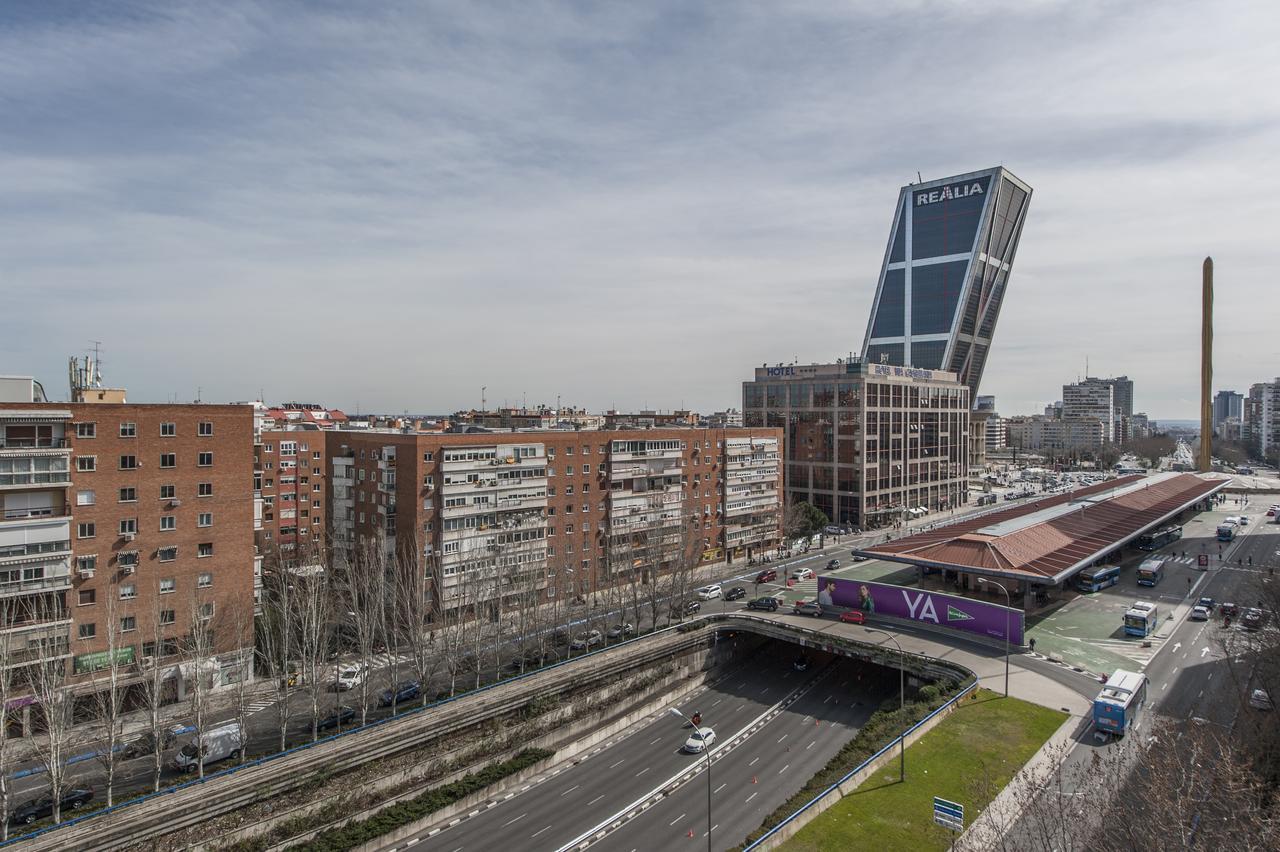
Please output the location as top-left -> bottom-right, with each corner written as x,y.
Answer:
933,796 -> 964,831
1198,554 -> 1209,567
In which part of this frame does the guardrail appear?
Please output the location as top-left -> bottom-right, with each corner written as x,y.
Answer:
3,622 -> 717,851
742,677 -> 980,850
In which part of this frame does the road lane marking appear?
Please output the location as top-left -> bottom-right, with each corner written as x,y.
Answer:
636,767 -> 649,777
749,757 -> 759,766
588,794 -> 605,806
561,785 -> 579,796
649,738 -> 661,745
610,759 -> 626,769
777,734 -> 788,743
779,764 -> 790,774
714,783 -> 727,793
669,813 -> 686,826
746,792 -> 758,803
531,825 -> 553,838
806,740 -> 816,750
503,813 -> 526,827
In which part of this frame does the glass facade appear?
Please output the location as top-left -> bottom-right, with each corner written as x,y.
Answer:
862,167 -> 1032,398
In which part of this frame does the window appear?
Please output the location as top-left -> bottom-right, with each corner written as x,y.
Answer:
118,550 -> 139,567
119,487 -> 136,502
119,422 -> 136,438
77,522 -> 95,539
77,456 -> 96,472
197,542 -> 213,558
78,589 -> 96,606
199,602 -> 215,621
119,583 -> 137,600
78,623 -> 96,640
198,572 -> 213,589
159,453 -> 176,468
119,518 -> 137,535
120,615 -> 136,632
160,578 -> 176,594
160,422 -> 176,437
160,516 -> 176,531
75,421 -> 96,438
160,484 -> 175,500
119,455 -> 137,470
198,421 -> 213,437
198,482 -> 213,497
76,555 -> 97,574
198,452 -> 213,467
198,512 -> 212,527
159,610 -> 175,626
158,546 -> 177,562
583,464 -> 590,474
76,490 -> 95,506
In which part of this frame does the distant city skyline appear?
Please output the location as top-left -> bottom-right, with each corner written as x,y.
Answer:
3,1 -> 1279,420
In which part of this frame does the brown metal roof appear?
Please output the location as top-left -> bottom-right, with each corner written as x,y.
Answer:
860,473 -> 1228,583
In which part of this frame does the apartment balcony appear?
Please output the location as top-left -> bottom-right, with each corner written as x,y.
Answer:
725,498 -> 779,518
0,562 -> 73,599
442,453 -> 545,474
0,465 -> 72,490
0,619 -> 73,667
724,455 -> 779,472
0,437 -> 70,452
609,462 -> 681,482
609,446 -> 682,464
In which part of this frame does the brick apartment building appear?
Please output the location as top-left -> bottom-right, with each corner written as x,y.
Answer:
254,427 -> 329,575
325,427 -> 783,610
0,379 -> 255,726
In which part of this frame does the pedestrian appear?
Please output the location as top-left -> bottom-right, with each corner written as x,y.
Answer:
1029,637 -> 1036,654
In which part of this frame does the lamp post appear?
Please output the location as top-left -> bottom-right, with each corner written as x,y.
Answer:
978,577 -> 1011,697
864,627 -> 905,782
669,707 -> 712,851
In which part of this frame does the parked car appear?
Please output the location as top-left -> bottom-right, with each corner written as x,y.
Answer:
1250,689 -> 1275,710
318,705 -> 357,731
673,600 -> 702,617
755,569 -> 778,584
334,662 -> 367,692
747,596 -> 779,612
696,584 -> 723,601
682,726 -> 717,754
172,722 -> 245,772
1242,608 -> 1265,631
1239,516 -> 1250,525
850,553 -> 868,562
1196,597 -> 1216,613
123,723 -> 195,759
793,600 -> 823,617
1221,602 -> 1240,619
792,567 -> 815,581
570,630 -> 604,650
607,623 -> 635,639
379,680 -> 422,707
839,610 -> 865,625
825,559 -> 840,570
723,586 -> 747,602
10,787 -> 94,825
1190,605 -> 1210,621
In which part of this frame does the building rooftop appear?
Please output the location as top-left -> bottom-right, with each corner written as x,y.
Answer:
856,472 -> 1229,584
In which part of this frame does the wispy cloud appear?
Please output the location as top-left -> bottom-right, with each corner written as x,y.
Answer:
2,0 -> 1278,417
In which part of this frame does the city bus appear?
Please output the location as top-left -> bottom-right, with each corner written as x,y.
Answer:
1135,525 -> 1182,551
1093,669 -> 1149,737
1075,565 -> 1121,593
1136,558 -> 1165,586
1123,601 -> 1159,636
1216,522 -> 1237,542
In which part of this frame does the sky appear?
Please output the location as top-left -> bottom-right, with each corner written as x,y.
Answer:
2,1 -> 1278,420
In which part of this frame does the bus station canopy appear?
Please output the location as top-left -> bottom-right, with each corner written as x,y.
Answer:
855,472 -> 1229,586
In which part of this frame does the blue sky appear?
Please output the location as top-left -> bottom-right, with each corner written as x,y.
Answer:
3,1 -> 1278,418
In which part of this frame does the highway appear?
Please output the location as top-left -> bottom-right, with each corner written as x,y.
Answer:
389,654 -> 891,851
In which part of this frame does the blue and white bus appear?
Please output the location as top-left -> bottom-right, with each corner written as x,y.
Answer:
1093,669 -> 1148,737
1076,564 -> 1121,593
1136,557 -> 1165,586
1124,601 -> 1158,636
1136,525 -> 1182,551
1217,522 -> 1237,542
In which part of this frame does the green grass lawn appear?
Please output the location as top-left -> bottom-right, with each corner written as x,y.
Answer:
782,689 -> 1066,852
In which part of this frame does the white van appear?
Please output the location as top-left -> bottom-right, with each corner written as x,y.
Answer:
172,722 -> 245,772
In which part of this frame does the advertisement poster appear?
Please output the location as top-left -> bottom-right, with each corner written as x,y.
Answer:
818,577 -> 1024,645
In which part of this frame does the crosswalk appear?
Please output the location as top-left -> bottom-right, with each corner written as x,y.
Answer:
245,698 -> 275,715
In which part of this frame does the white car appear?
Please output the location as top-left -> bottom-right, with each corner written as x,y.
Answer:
334,663 -> 367,691
570,630 -> 603,650
791,568 -> 815,581
1250,689 -> 1274,710
696,584 -> 722,601
683,726 -> 717,753
1190,605 -> 1210,621
1239,516 -> 1250,525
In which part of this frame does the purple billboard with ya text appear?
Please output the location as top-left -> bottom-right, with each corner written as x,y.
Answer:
817,577 -> 1024,645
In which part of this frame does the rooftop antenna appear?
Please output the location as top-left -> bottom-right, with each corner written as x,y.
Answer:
481,386 -> 486,412
917,170 -> 923,184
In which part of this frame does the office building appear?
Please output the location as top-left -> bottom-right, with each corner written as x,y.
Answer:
743,360 -> 969,530
326,426 -> 782,610
1213,390 -> 1244,432
1244,380 -> 1280,460
1004,415 -> 1106,453
0,379 -> 256,729
861,167 -> 1032,396
1062,379 -> 1116,443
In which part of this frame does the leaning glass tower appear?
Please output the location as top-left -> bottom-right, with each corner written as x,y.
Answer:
860,167 -> 1032,397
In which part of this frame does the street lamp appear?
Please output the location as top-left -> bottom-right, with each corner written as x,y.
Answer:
863,627 -> 905,782
977,577 -> 1011,697
669,706 -> 712,851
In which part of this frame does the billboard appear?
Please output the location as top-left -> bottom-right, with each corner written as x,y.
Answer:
817,577 -> 1024,645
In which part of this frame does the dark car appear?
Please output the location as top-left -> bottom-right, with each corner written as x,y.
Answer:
1221,602 -> 1240,619
318,705 -> 357,731
674,600 -> 701,616
122,723 -> 195,759
11,788 -> 94,825
1242,608 -> 1265,631
850,551 -> 868,562
747,596 -> 779,612
724,586 -> 747,602
755,569 -> 778,584
379,680 -> 422,707
793,656 -> 810,672
826,559 -> 840,570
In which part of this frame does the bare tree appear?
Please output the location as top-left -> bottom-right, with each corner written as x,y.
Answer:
25,596 -> 77,824
0,600 -> 21,838
137,590 -> 178,792
393,537 -> 444,707
180,587 -> 220,779
292,564 -> 333,743
334,536 -> 389,726
256,556 -> 295,753
88,589 -> 126,806
223,594 -> 257,764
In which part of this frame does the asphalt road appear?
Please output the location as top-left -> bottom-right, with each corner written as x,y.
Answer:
391,655 -> 887,852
